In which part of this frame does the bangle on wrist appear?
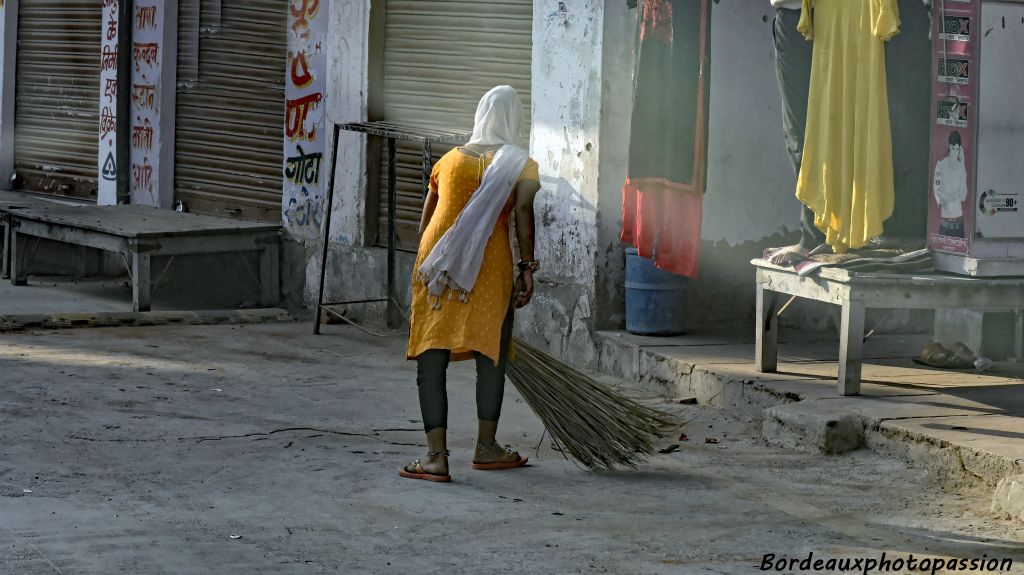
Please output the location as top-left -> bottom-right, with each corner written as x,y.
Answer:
517,260 -> 540,272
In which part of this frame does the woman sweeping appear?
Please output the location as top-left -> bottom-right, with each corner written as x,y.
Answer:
400,86 -> 542,482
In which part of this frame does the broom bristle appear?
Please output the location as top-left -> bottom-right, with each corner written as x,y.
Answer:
507,337 -> 679,471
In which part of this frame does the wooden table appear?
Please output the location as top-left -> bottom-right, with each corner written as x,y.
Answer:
753,260 -> 1024,395
8,205 -> 281,312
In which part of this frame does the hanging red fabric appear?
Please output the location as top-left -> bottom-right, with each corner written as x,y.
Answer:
621,0 -> 710,278
621,178 -> 703,277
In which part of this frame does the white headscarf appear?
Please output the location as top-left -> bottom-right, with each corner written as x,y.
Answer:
466,85 -> 523,146
417,86 -> 529,306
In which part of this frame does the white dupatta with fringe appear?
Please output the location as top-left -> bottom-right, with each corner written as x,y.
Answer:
417,144 -> 529,307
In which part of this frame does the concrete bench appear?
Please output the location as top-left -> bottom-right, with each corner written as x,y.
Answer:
752,260 -> 1024,395
7,204 -> 280,312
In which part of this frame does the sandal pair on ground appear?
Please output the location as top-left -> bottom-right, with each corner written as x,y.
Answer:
399,444 -> 529,483
914,341 -> 978,370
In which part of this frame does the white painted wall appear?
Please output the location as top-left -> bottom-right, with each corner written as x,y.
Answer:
530,0 -> 602,277
595,0 -> 635,329
283,0 -> 330,238
97,0 -> 121,205
517,0 -> 606,361
284,0 -> 370,306
702,0 -> 799,246
323,0 -> 370,248
130,0 -> 177,208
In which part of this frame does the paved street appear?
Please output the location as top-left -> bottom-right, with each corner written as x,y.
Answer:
2,323 -> 1023,574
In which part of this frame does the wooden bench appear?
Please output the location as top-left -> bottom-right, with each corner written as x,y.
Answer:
753,260 -> 1024,395
7,204 -> 280,312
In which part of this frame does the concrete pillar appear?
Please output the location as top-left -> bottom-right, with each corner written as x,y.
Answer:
594,0 -> 634,331
319,0 -> 370,247
520,0 -> 604,364
98,0 -> 131,205
0,0 -> 17,190
292,0 -> 368,306
283,0 -> 330,235
933,308 -> 985,355
129,0 -> 177,208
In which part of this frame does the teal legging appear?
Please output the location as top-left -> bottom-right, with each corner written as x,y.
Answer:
415,306 -> 513,433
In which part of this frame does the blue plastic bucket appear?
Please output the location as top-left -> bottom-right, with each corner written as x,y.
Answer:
625,247 -> 688,336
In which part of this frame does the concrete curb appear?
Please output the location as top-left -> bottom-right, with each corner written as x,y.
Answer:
595,331 -> 1024,522
0,308 -> 292,332
763,401 -> 864,455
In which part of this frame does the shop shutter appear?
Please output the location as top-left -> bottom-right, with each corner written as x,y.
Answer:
375,0 -> 533,249
13,0 -> 102,201
174,0 -> 286,222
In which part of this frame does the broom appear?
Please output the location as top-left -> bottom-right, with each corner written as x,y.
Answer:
506,336 -> 680,471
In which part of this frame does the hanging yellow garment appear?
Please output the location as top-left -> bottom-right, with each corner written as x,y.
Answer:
796,0 -> 900,253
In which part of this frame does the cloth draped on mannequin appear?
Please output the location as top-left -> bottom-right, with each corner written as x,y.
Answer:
795,0 -> 901,253
620,0 -> 710,278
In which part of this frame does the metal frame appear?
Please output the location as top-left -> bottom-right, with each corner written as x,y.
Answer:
313,121 -> 469,334
754,262 -> 1024,395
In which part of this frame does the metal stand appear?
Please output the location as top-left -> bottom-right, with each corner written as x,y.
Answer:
313,122 -> 468,334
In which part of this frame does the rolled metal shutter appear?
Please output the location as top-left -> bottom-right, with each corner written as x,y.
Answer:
376,0 -> 533,249
174,0 -> 286,222
13,0 -> 102,201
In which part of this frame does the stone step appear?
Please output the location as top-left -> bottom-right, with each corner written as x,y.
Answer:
596,330 -> 1024,522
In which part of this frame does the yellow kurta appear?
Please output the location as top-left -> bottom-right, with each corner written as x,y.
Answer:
796,0 -> 900,253
407,148 -> 540,364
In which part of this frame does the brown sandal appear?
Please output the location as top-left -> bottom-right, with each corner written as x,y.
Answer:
398,450 -> 451,482
913,341 -> 952,368
948,342 -> 977,368
913,341 -> 975,369
472,444 -> 529,471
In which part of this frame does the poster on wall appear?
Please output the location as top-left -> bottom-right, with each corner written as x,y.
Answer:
927,0 -> 977,255
283,0 -> 328,233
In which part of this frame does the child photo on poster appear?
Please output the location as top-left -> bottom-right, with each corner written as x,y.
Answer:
928,98 -> 973,254
933,130 -> 968,238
